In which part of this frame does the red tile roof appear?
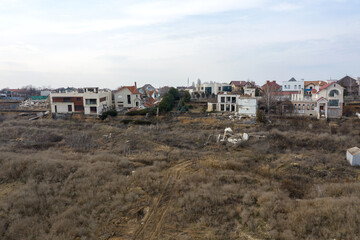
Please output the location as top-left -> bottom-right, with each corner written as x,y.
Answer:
304,81 -> 327,87
115,85 -> 139,94
318,81 -> 336,92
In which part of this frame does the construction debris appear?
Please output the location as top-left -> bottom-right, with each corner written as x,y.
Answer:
217,127 -> 249,144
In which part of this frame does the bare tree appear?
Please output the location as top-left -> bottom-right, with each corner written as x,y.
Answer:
261,84 -> 278,113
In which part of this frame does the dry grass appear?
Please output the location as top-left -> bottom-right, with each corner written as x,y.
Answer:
0,116 -> 360,239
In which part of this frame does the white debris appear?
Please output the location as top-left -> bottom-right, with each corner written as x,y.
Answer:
218,127 -> 250,144
356,112 -> 360,119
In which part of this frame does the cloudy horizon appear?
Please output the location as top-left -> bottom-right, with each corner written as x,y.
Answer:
1,0 -> 359,89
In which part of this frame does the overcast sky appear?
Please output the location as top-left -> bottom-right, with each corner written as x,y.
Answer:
0,0 -> 359,89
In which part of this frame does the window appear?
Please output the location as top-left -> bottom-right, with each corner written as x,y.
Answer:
221,97 -> 225,103
90,107 -> 97,113
85,99 -> 97,105
64,97 -> 71,102
201,87 -> 204,90
76,97 -> 82,101
294,85 -> 297,89
75,105 -> 84,111
311,104 -> 315,110
329,100 -> 339,106
302,104 -> 305,110
232,97 -> 236,103
299,85 -> 301,89
127,95 -> 131,104
329,89 -> 339,97
218,87 -> 221,91
221,104 -> 224,111
136,101 -> 139,106
226,97 -> 230,102
307,104 -> 309,110
294,104 -> 297,111
68,105 -> 72,112
298,104 -> 301,110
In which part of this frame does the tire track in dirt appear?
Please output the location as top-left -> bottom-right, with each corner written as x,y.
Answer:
133,160 -> 194,240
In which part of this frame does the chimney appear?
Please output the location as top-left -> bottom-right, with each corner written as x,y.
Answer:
272,80 -> 276,83
267,81 -> 270,84
134,82 -> 137,88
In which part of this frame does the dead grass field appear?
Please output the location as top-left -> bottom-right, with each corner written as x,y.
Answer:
0,114 -> 360,240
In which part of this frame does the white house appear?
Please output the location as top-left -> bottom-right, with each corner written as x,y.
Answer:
347,147 -> 360,166
114,83 -> 141,110
50,87 -> 112,115
282,77 -> 304,92
207,93 -> 257,116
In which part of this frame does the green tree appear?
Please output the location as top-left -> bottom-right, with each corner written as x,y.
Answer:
183,91 -> 191,102
168,87 -> 179,100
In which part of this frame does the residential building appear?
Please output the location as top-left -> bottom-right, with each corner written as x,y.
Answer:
291,82 -> 344,119
230,81 -> 256,97
114,83 -> 141,110
207,93 -> 257,116
337,75 -> 359,96
196,82 -> 232,95
50,87 -> 112,115
230,81 -> 247,92
261,80 -> 281,92
282,77 -> 304,92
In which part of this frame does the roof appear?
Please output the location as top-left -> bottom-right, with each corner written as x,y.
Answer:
261,81 -> 281,91
288,77 -> 297,82
304,81 -> 327,88
318,81 -> 336,92
230,81 -> 247,86
316,97 -> 328,102
348,147 -> 360,156
338,76 -> 358,86
115,85 -> 139,94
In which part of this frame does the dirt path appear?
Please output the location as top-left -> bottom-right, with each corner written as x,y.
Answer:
133,160 -> 194,240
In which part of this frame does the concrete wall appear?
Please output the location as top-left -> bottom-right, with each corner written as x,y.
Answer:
347,152 -> 360,166
238,98 -> 257,116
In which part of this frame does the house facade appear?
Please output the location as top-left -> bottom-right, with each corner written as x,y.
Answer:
50,87 -> 112,115
291,82 -> 344,119
114,83 -> 141,110
282,77 -> 304,92
196,82 -> 232,95
207,93 -> 257,116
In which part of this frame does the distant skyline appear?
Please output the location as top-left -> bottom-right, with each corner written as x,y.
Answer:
0,0 -> 360,89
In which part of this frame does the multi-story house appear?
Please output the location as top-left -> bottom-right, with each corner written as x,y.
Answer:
196,82 -> 232,95
114,83 -> 141,110
207,93 -> 257,116
291,81 -> 344,119
282,77 -> 304,92
50,87 -> 112,115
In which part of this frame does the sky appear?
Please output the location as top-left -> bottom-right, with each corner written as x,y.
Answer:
0,0 -> 359,89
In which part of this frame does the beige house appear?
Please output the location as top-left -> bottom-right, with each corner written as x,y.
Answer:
114,83 -> 141,110
291,82 -> 344,119
50,87 -> 112,115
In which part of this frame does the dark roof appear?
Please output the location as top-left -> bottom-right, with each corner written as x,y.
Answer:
288,77 -> 297,82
